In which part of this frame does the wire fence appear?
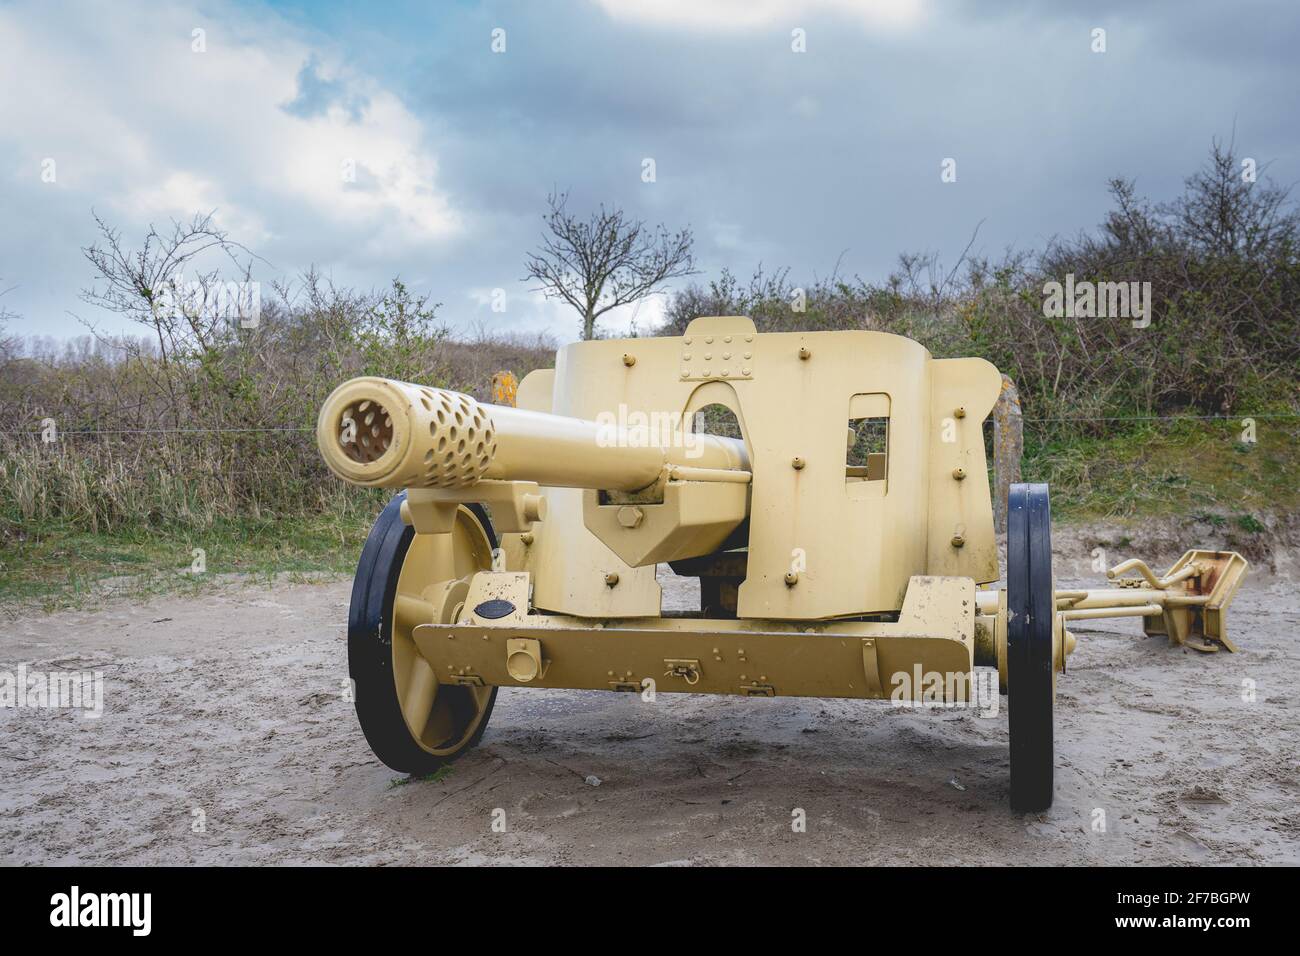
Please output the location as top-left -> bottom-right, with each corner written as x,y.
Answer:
2,427 -> 315,435
2,412 -> 1297,438
1023,413 -> 1299,423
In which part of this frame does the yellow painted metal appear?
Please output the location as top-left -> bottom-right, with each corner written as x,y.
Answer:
924,357 -> 1002,584
318,318 -> 1000,618
391,504 -> 496,756
1107,557 -> 1198,590
316,318 -> 1249,704
1001,549 -> 1249,656
404,480 -> 545,535
317,374 -> 748,493
1061,604 -> 1162,620
1134,550 -> 1247,652
583,476 -> 750,566
497,368 -> 664,616
529,316 -> 1002,618
413,573 -> 977,701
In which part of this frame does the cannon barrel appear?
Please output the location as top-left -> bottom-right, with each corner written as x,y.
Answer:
316,376 -> 749,492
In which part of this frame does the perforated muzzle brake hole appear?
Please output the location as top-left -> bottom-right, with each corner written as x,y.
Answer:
339,399 -> 394,464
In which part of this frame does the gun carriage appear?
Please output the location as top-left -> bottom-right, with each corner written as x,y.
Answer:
318,316 -> 1245,811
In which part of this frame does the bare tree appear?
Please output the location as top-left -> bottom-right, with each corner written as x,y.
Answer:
81,210 -> 258,337
524,190 -> 696,340
1166,136 -> 1299,259
79,211 -> 262,427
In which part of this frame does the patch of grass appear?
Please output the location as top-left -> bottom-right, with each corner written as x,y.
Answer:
1235,514 -> 1266,534
388,766 -> 454,789
0,510 -> 373,612
1023,416 -> 1300,521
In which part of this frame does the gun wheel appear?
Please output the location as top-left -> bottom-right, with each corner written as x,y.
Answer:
1006,482 -> 1055,812
348,493 -> 499,776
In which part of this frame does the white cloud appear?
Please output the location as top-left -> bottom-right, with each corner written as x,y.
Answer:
588,0 -> 927,31
125,171 -> 268,244
0,0 -> 459,255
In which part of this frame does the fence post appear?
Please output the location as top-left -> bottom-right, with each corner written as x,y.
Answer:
491,371 -> 518,407
993,373 -> 1022,533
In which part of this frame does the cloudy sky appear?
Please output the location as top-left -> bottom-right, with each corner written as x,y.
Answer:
1,0 -> 1296,342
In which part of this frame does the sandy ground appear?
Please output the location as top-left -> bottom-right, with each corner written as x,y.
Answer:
2,533 -> 1298,866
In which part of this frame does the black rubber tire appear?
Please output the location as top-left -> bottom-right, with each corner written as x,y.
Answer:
1006,482 -> 1055,812
347,493 -> 499,775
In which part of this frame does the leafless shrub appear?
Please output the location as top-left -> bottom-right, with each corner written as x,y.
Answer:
524,190 -> 696,340
0,224 -> 554,535
665,140 -> 1300,429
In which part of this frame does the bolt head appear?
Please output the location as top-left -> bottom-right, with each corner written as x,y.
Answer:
617,505 -> 645,529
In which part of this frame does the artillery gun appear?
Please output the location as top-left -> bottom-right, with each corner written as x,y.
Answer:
317,316 -> 1247,811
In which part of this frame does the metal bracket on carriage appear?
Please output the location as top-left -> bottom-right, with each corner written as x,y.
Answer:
1054,550 -> 1247,654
